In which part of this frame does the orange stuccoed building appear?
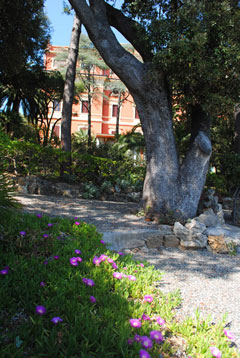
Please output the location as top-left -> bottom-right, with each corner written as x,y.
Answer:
44,45 -> 141,144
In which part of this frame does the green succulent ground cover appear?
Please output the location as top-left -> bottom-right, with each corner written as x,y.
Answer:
0,209 -> 238,358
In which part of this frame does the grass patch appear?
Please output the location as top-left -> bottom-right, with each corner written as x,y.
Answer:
0,209 -> 239,357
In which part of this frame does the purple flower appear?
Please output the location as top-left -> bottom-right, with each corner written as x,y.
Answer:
93,256 -> 101,266
43,234 -> 49,239
40,281 -> 45,287
75,249 -> 81,255
134,334 -> 142,342
36,214 -> 42,218
70,257 -> 78,266
142,313 -> 150,321
113,272 -> 123,279
156,317 -> 165,325
141,336 -> 153,349
90,296 -> 96,303
112,262 -> 118,270
118,252 -> 124,256
51,317 -> 63,324
223,329 -> 235,341
139,349 -> 152,358
129,319 -> 142,328
210,347 -> 222,358
74,221 -> 80,226
47,223 -> 53,227
100,240 -> 106,244
54,256 -> 59,260
43,260 -> 48,265
19,231 -> 26,236
143,295 -> 153,303
150,330 -> 163,343
1,268 -> 9,275
36,305 -> 46,315
76,257 -> 82,262
127,338 -> 134,345
128,275 -> 136,281
82,278 -> 95,286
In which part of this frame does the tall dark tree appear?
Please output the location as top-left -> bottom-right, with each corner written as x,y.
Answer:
69,0 -> 240,220
61,14 -> 82,152
0,0 -> 50,130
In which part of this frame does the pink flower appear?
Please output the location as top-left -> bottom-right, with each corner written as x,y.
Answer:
141,336 -> 153,349
156,317 -> 165,325
112,262 -> 118,269
150,330 -> 163,343
107,258 -> 114,263
51,317 -> 63,324
76,257 -> 82,262
143,295 -> 153,303
223,329 -> 235,341
36,305 -> 46,315
134,334 -> 142,342
99,254 -> 108,262
90,296 -> 96,303
100,240 -> 106,244
93,256 -> 101,266
75,249 -> 81,255
129,319 -> 142,328
113,272 -> 123,279
128,275 -> 137,281
142,313 -> 150,321
139,349 -> 151,358
82,278 -> 95,286
210,347 -> 222,358
1,269 -> 8,275
70,257 -> 78,266
74,221 -> 80,226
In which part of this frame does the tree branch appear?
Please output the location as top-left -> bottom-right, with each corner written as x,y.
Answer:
69,0 -> 145,93
105,3 -> 152,62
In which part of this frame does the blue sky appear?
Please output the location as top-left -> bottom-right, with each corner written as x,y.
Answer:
44,0 -> 127,46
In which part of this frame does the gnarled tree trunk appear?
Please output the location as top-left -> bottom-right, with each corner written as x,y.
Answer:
69,0 -> 212,220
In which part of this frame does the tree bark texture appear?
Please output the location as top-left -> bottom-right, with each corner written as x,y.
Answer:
69,0 -> 212,219
61,14 -> 81,152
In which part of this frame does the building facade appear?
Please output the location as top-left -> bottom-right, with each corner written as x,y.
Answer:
44,45 -> 141,143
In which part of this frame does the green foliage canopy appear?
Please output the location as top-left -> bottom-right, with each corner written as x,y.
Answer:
121,0 -> 240,116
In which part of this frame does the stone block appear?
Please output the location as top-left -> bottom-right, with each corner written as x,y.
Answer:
195,209 -> 219,227
173,222 -> 190,240
158,225 -> 173,235
185,219 -> 206,233
146,235 -> 164,248
207,235 -> 228,254
164,235 -> 180,248
180,233 -> 208,249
